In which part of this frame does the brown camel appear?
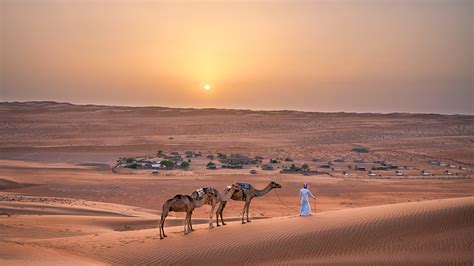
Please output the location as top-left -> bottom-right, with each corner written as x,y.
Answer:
159,194 -> 199,240
218,181 -> 282,224
190,184 -> 240,228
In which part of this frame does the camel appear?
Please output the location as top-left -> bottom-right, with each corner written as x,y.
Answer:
190,184 -> 240,228
159,194 -> 198,240
218,181 -> 282,224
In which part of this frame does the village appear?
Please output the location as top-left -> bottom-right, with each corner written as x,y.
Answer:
114,147 -> 472,179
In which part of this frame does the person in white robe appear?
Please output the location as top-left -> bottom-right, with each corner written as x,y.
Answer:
300,183 -> 316,216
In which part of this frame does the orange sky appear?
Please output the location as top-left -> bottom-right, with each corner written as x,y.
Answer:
1,0 -> 472,114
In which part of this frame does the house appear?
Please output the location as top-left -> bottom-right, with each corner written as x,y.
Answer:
395,171 -> 404,176
421,170 -> 430,176
428,160 -> 440,165
250,169 -> 257,174
334,158 -> 345,163
151,163 -> 162,169
165,155 -> 182,161
185,151 -> 194,158
352,147 -> 369,153
222,163 -> 243,169
255,156 -> 264,161
269,158 -> 279,164
280,164 -> 301,173
261,164 -> 274,170
320,164 -> 331,169
355,166 -> 366,171
381,163 -> 398,169
221,154 -> 254,165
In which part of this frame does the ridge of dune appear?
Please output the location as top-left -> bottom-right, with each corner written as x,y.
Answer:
29,197 -> 474,265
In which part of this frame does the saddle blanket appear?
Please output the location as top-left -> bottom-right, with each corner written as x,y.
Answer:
196,187 -> 213,197
196,188 -> 205,197
240,183 -> 250,190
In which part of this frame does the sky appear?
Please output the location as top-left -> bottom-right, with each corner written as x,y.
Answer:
1,0 -> 472,114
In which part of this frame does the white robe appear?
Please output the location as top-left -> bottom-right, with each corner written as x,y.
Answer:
300,188 -> 315,216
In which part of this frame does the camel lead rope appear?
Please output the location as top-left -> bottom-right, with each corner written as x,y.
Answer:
273,187 -> 292,210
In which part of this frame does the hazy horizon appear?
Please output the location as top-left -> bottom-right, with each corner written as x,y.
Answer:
1,0 -> 473,114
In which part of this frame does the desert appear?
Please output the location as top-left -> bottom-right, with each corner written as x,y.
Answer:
0,101 -> 473,265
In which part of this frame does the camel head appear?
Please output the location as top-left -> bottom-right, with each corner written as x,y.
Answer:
269,181 -> 282,189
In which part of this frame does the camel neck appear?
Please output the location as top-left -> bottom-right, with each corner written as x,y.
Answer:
254,183 -> 273,197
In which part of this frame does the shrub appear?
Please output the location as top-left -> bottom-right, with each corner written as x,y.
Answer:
160,160 -> 174,169
127,163 -> 138,169
125,157 -> 136,164
207,162 -> 216,169
181,161 -> 190,170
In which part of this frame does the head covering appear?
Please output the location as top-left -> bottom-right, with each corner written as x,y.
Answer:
303,183 -> 308,189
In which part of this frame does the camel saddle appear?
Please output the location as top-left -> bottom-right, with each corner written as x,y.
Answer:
196,188 -> 205,197
196,187 -> 213,198
239,183 -> 251,190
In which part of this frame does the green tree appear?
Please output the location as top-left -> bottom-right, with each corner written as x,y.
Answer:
125,157 -> 136,164
127,163 -> 138,169
347,165 -> 352,170
181,161 -> 190,170
160,160 -> 174,169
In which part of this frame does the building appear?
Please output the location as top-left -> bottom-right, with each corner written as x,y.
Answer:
221,154 -> 255,165
352,147 -> 369,153
269,158 -> 279,163
261,164 -> 274,170
222,163 -> 243,169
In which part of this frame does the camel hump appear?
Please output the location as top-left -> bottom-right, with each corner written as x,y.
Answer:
203,187 -> 216,194
173,194 -> 188,200
183,195 -> 194,201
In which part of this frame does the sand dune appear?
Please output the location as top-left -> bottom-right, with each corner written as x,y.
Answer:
16,197 -> 471,265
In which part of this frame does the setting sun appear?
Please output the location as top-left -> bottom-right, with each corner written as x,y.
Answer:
204,84 -> 211,91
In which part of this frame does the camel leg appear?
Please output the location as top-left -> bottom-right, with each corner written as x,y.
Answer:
188,211 -> 195,231
216,201 -> 223,226
246,199 -> 252,223
217,201 -> 227,226
159,209 -> 168,239
242,201 -> 249,224
208,202 -> 216,229
184,212 -> 190,235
